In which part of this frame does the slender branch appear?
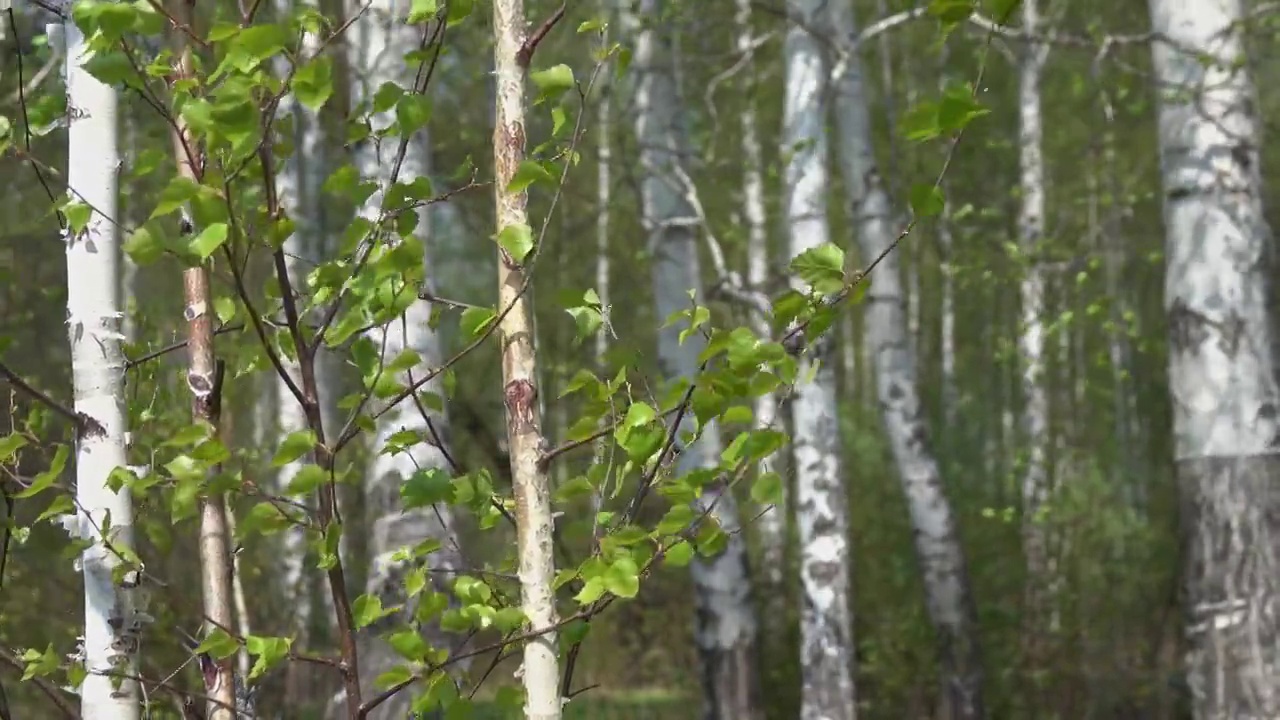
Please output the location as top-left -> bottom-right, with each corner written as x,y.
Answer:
516,2 -> 566,67
0,360 -> 104,436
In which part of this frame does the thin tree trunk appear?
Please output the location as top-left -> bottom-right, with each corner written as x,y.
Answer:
782,2 -> 854,719
493,0 -> 560,717
622,3 -> 764,718
734,0 -> 784,590
1016,0 -> 1056,645
345,3 -> 465,718
1149,0 -> 1280,716
828,3 -> 984,717
61,8 -> 141,717
593,42 -> 611,541
169,8 -> 238,715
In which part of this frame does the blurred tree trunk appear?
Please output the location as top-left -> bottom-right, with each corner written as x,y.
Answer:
61,6 -> 142,717
1016,0 -> 1057,649
272,0 -> 337,704
1148,0 -> 1280,716
781,1 -> 855,719
620,2 -> 764,718
734,0 -> 785,592
343,3 -> 465,718
828,2 -> 984,717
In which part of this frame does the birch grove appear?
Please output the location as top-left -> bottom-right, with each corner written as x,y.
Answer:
7,0 -> 1280,718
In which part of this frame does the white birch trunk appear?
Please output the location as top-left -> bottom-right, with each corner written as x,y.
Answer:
828,2 -> 984,716
1016,0 -> 1055,632
734,0 -> 784,589
782,4 -> 854,719
61,10 -> 141,718
593,52 -> 611,534
622,2 -> 763,717
1148,0 -> 1280,716
346,3 -> 464,717
492,0 -> 561,716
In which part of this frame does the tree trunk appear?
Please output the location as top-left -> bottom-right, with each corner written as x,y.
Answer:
828,3 -> 984,717
621,3 -> 764,718
1016,0 -> 1057,648
1149,0 -> 1280,716
492,0 -> 561,717
781,4 -> 855,719
735,0 -> 785,590
345,3 -> 465,718
168,6 -> 239,715
61,8 -> 142,718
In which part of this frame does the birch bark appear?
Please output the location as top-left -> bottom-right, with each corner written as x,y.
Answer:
1149,0 -> 1280,716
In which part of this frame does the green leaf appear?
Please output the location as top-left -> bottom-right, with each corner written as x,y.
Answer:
751,471 -> 784,506
507,160 -> 555,193
664,541 -> 694,567
352,594 -> 395,629
285,464 -> 327,495
789,243 -> 846,295
272,430 -> 316,467
376,666 -> 415,690
64,201 -> 92,234
387,629 -> 429,660
401,468 -> 454,509
495,223 -> 534,263
0,433 -> 28,463
937,86 -> 989,132
291,56 -> 334,111
245,635 -> 292,680
396,94 -> 433,135
529,64 -> 574,103
603,556 -> 640,598
194,628 -> 240,660
459,307 -> 497,340
409,0 -> 439,21
657,505 -> 696,535
912,185 -> 946,219
188,223 -> 229,260
16,445 -> 68,498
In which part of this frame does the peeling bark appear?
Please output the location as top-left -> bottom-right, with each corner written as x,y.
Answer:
493,0 -> 561,717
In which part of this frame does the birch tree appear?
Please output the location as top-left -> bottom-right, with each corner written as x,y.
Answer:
493,0 -> 561,716
1148,0 -> 1280,716
1015,0 -> 1055,637
735,0 -> 785,586
60,5 -> 141,717
167,2 -> 239,714
620,2 -> 764,717
781,2 -> 853,718
828,2 -> 984,716
346,2 -> 464,716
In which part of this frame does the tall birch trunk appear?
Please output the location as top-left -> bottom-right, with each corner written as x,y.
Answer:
828,3 -> 984,717
1016,0 -> 1056,638
593,40 -> 611,537
782,3 -> 855,717
621,3 -> 763,718
61,9 -> 142,718
166,7 -> 239,715
492,1 -> 561,717
734,0 -> 784,589
346,3 -> 464,717
1149,0 -> 1280,716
